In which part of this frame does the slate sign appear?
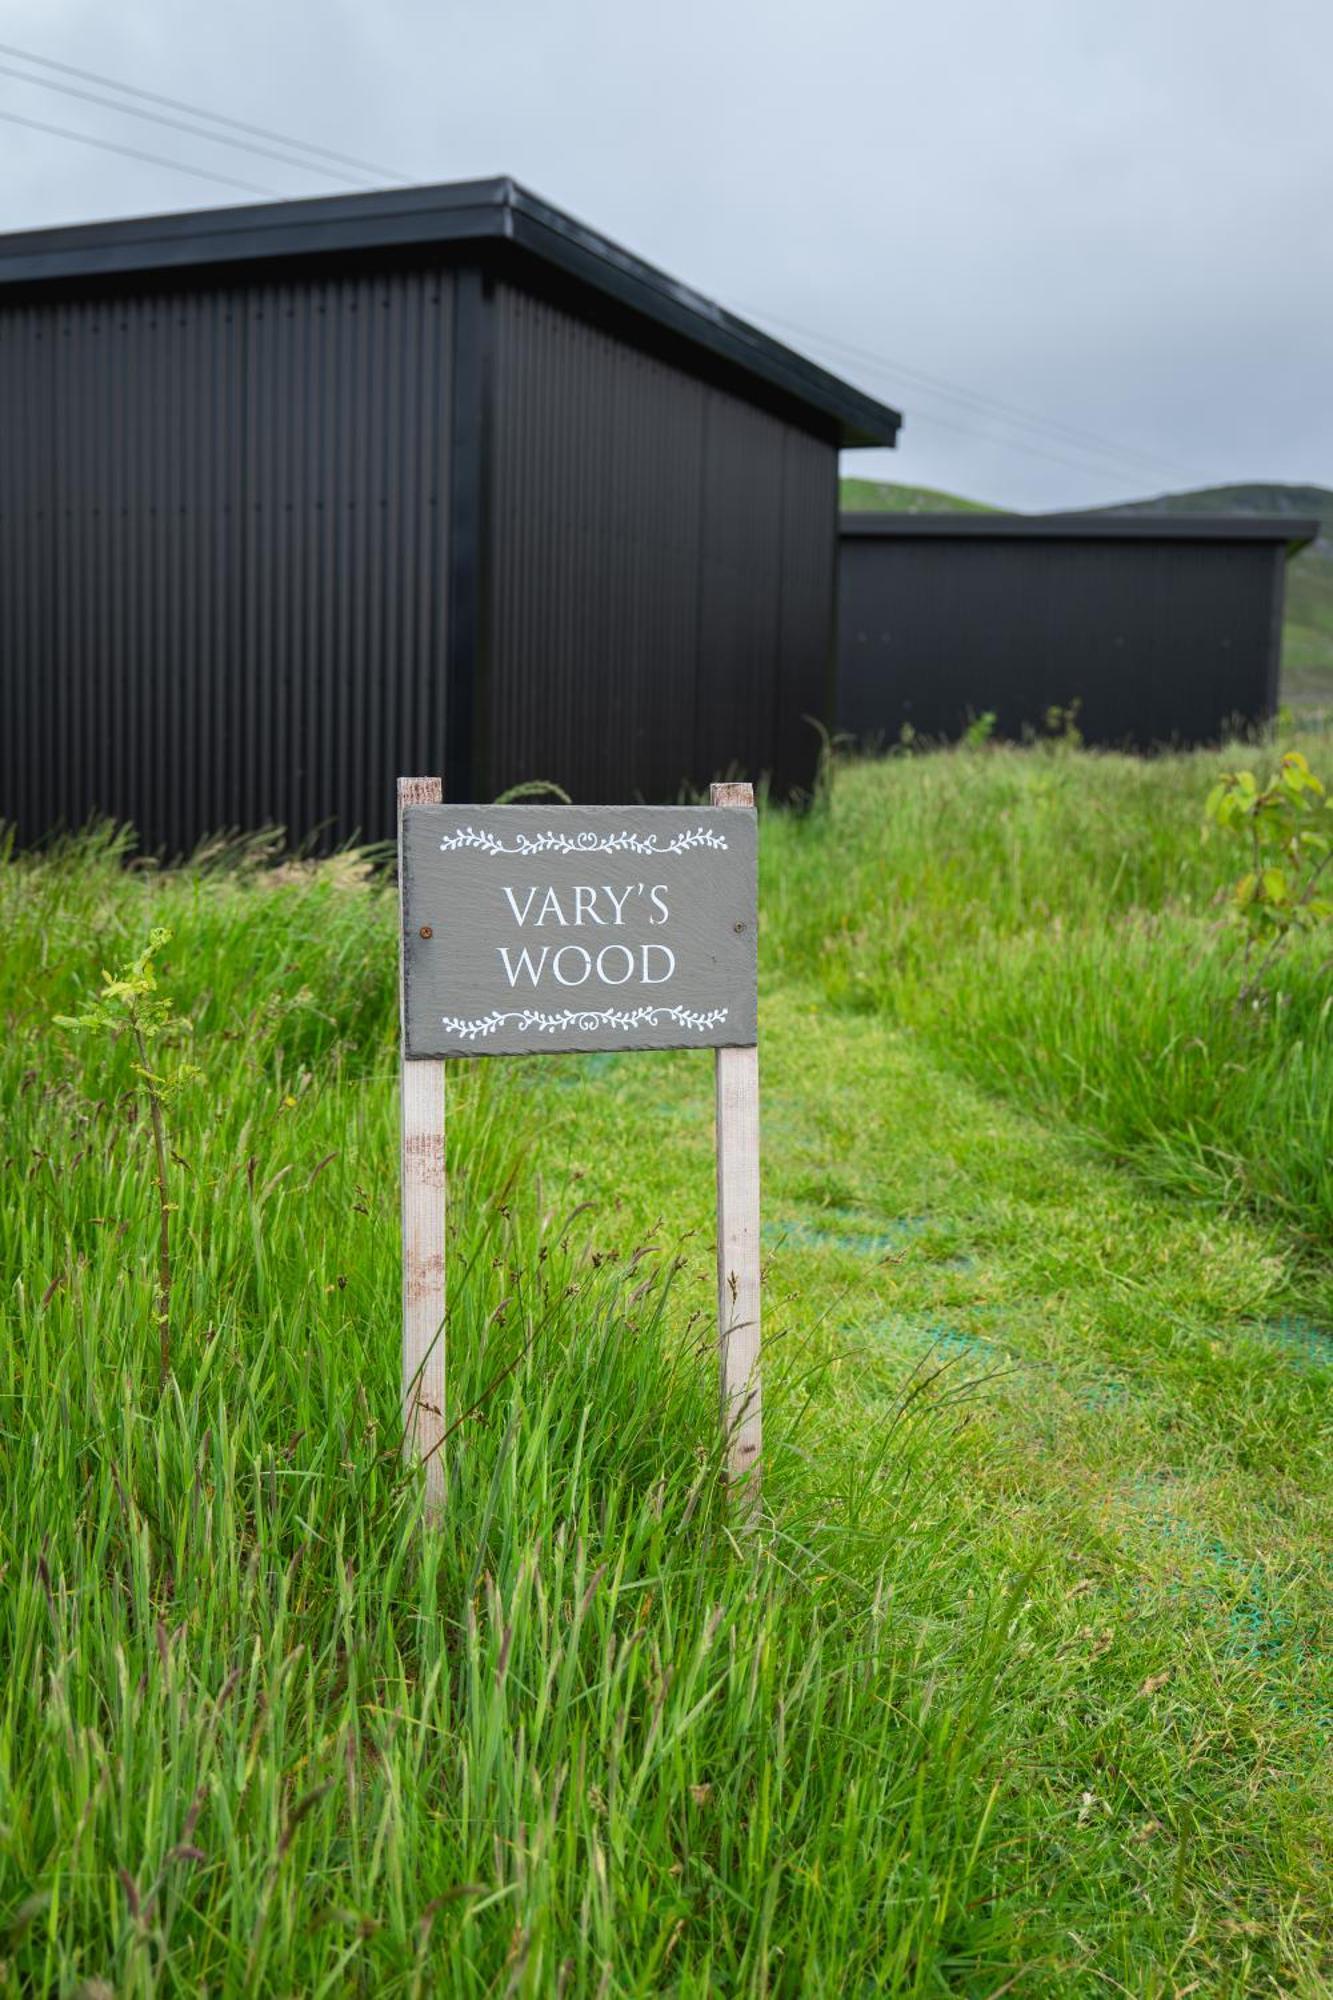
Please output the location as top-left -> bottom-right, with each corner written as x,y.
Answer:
401,805 -> 758,1058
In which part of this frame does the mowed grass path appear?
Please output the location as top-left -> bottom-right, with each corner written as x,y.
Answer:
547,1001 -> 1332,1988
2,740 -> 1331,1994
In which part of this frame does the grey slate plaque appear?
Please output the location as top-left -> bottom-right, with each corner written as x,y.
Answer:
401,805 -> 758,1058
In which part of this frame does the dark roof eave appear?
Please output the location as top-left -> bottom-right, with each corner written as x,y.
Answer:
0,176 -> 902,447
840,511 -> 1319,554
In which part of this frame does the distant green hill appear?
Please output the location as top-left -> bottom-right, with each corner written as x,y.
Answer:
839,478 -> 995,515
838,478 -> 1333,708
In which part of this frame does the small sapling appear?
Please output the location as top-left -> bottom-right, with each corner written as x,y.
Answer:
1204,748 -> 1333,1001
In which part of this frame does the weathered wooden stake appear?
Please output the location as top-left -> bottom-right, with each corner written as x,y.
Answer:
398,776 -> 447,1516
711,780 -> 762,1514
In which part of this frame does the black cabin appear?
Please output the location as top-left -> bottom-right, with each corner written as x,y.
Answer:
838,513 -> 1315,750
0,178 -> 901,850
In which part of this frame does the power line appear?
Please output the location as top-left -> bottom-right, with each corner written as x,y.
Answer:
0,58 -> 380,191
742,299 -> 1215,490
0,37 -> 408,185
0,38 -> 1216,497
794,327 -> 1208,489
893,401 -> 1170,486
747,299 -> 1211,484
0,107 -> 283,198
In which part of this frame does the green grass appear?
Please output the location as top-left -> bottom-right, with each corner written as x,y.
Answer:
2,741 -> 1331,1994
766,728 -> 1333,1243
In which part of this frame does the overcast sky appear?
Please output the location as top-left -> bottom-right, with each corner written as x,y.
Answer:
2,0 -> 1329,511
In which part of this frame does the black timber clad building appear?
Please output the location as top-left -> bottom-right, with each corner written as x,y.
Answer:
0,179 -> 901,851
838,513 -> 1317,750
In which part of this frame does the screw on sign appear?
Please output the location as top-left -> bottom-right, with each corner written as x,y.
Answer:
396,778 -> 761,1522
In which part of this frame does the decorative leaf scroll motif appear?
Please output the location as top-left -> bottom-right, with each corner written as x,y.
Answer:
439,1005 -> 730,1042
437,825 -> 729,858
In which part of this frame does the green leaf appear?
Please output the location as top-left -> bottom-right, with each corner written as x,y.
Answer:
1279,751 -> 1324,797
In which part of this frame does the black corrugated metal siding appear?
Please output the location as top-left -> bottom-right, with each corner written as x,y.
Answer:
483,282 -> 837,803
838,526 -> 1294,750
1,184 -> 869,852
776,428 -> 840,782
0,268 -> 453,851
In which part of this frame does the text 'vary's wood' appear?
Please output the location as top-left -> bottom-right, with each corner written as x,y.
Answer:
397,783 -> 763,1522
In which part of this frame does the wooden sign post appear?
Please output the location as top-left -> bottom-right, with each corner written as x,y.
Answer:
397,780 -> 761,1519
709,782 -> 762,1511
397,777 -> 447,1517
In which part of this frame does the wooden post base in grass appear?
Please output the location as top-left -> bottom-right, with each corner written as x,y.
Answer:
711,780 -> 762,1517
398,776 -> 447,1517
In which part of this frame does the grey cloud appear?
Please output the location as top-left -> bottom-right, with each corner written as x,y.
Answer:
1,0 -> 1328,509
